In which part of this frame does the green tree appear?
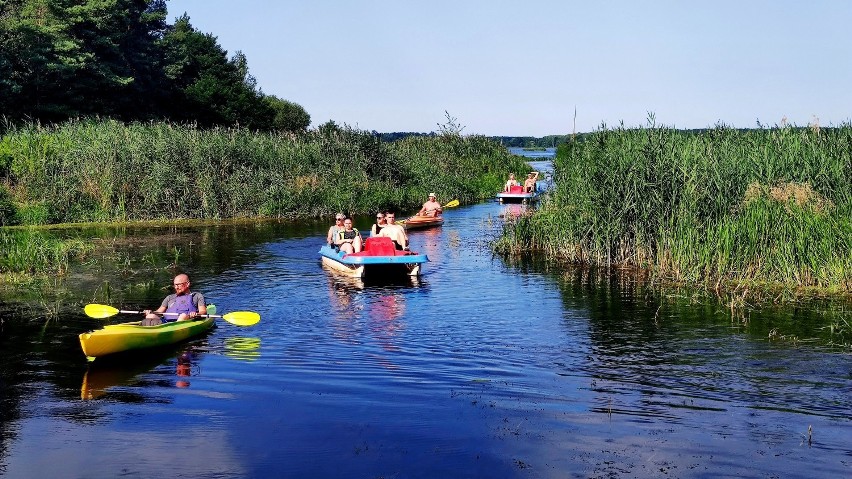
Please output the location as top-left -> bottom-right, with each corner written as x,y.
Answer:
0,0 -> 169,122
159,15 -> 273,129
264,95 -> 310,132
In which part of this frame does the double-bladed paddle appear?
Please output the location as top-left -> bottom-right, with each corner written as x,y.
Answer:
84,303 -> 260,326
395,199 -> 460,225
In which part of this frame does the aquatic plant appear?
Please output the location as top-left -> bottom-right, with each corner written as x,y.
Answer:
496,120 -> 852,293
0,119 -> 528,223
0,228 -> 92,277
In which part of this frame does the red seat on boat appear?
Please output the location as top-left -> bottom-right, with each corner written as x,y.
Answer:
509,185 -> 524,194
364,236 -> 397,256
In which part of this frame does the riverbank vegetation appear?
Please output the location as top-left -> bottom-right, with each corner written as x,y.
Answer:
0,119 -> 529,277
496,120 -> 852,298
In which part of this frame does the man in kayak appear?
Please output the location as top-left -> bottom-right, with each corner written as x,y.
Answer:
524,171 -> 539,193
417,193 -> 443,217
378,211 -> 409,250
141,273 -> 207,326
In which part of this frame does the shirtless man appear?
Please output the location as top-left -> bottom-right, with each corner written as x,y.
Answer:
378,211 -> 409,250
417,193 -> 442,217
524,171 -> 539,193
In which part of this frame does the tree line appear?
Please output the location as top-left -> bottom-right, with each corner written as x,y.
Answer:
0,0 -> 309,132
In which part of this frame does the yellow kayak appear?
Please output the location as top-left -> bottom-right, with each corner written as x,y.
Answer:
79,306 -> 216,358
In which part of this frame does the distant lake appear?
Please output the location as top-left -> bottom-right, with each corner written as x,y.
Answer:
507,146 -> 556,158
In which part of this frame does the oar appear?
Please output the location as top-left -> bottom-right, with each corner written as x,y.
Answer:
84,303 -> 260,326
394,199 -> 459,224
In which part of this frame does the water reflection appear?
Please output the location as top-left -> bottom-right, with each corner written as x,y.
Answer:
4,186 -> 852,478
323,272 -> 424,370
223,337 -> 261,362
80,343 -> 205,400
499,202 -> 529,220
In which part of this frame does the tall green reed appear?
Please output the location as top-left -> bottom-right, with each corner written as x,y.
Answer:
497,121 -> 852,292
0,119 -> 529,224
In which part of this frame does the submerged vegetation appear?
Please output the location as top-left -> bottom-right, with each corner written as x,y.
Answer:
0,119 -> 529,277
496,119 -> 852,296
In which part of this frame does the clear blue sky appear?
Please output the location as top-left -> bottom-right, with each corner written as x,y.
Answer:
167,0 -> 852,136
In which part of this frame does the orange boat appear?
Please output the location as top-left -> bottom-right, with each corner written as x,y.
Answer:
398,215 -> 444,230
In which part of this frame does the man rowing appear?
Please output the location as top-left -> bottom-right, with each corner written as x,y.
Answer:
417,193 -> 443,217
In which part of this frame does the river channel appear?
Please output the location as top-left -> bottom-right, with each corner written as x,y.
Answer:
0,158 -> 850,478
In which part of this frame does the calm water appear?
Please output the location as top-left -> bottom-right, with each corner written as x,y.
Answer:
1,187 -> 850,478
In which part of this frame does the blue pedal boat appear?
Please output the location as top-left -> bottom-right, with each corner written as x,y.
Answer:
319,237 -> 428,278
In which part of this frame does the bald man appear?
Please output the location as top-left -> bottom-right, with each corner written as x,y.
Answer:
142,273 -> 207,326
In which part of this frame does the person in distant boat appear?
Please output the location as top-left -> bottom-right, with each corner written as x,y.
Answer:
504,173 -> 520,192
142,273 -> 207,326
336,218 -> 363,254
378,211 -> 409,250
417,193 -> 443,217
371,211 -> 387,236
327,212 -> 346,248
523,171 -> 539,193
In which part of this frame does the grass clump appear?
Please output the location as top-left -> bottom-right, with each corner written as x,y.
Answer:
0,119 -> 529,223
496,119 -> 852,295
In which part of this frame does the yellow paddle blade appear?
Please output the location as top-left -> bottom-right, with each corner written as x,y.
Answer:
84,303 -> 120,319
222,311 -> 260,326
443,199 -> 459,208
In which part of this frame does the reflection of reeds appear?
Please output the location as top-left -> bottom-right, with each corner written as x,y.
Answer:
496,122 -> 852,294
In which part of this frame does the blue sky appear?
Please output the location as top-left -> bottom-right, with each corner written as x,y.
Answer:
167,0 -> 852,136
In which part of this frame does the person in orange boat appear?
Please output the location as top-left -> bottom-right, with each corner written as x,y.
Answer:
335,218 -> 363,254
142,273 -> 207,326
417,193 -> 443,217
523,171 -> 539,193
378,211 -> 409,250
504,173 -> 520,192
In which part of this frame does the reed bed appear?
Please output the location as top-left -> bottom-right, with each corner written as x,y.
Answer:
0,229 -> 92,277
0,119 -> 527,223
0,119 -> 528,275
496,122 -> 852,293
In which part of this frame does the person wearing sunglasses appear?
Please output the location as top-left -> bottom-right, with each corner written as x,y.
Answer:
371,212 -> 387,236
327,213 -> 346,249
141,273 -> 207,326
335,218 -> 363,254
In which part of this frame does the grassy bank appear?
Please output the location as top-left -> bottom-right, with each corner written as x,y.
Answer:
0,119 -> 529,276
0,119 -> 528,223
495,121 -> 852,295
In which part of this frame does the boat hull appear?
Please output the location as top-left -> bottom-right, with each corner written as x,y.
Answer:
79,315 -> 215,358
319,244 -> 427,278
400,215 -> 444,230
496,191 -> 540,204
